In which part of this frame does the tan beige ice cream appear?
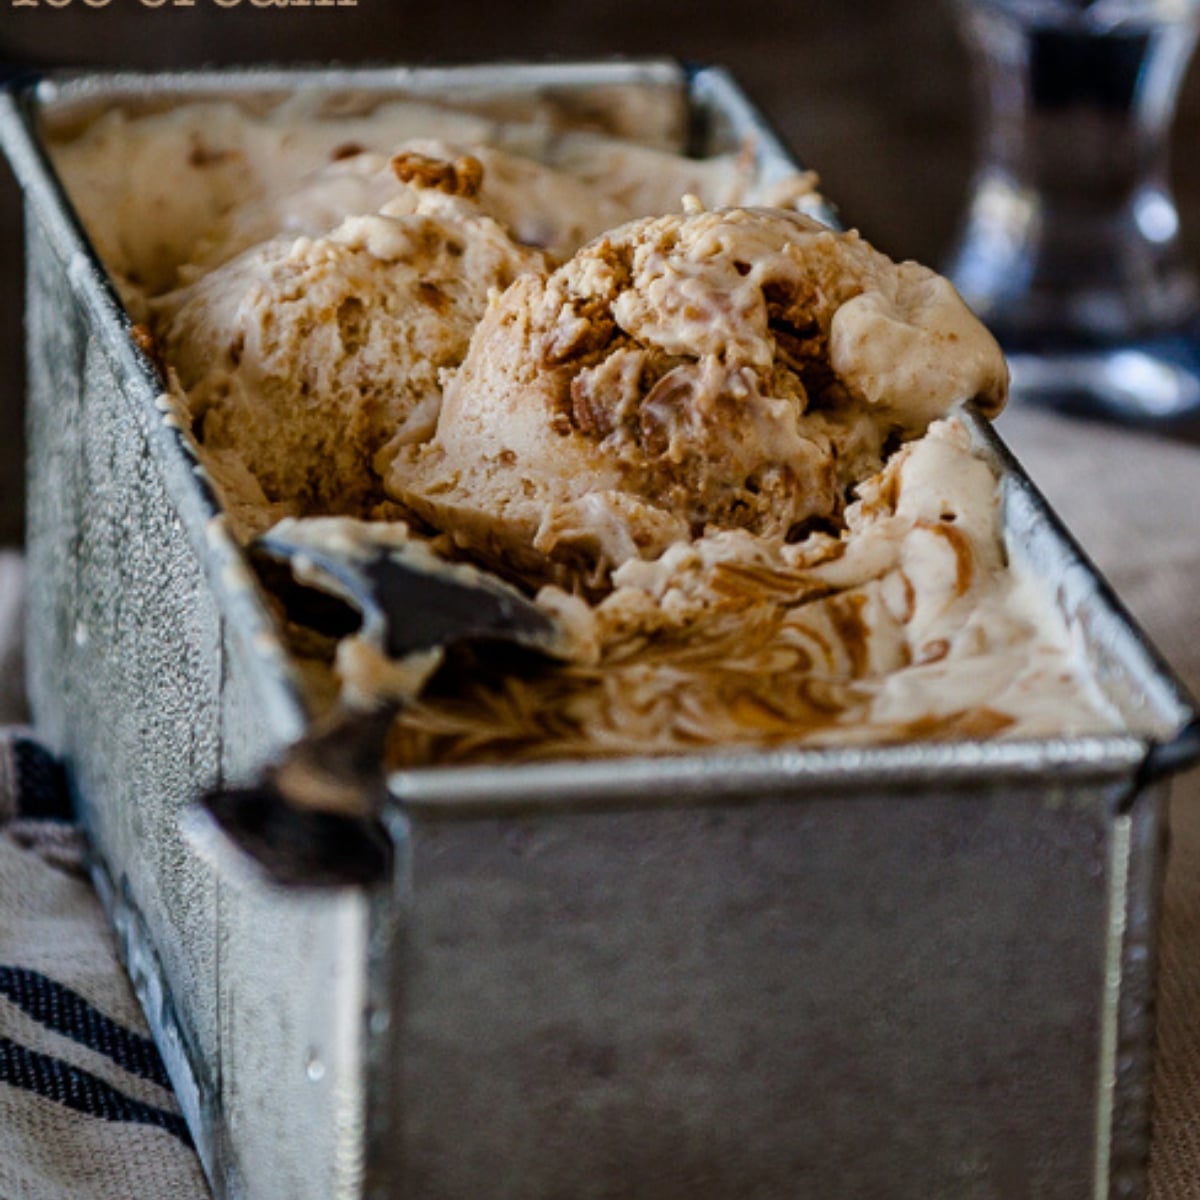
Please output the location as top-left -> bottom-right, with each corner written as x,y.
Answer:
51,98 -> 814,532
48,96 -> 1122,763
381,203 -> 1117,763
393,204 -> 1007,592
155,164 -> 546,519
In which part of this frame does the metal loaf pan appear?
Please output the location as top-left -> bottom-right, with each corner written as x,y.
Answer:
2,60 -> 1198,1200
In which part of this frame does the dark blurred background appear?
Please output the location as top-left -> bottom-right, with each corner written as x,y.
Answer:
3,0 -> 1200,546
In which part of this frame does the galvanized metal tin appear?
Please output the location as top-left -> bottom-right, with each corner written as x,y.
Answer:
2,61 -> 1197,1200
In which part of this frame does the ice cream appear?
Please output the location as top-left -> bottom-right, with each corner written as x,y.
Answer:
376,206 -> 1114,763
392,205 -> 1008,591
155,191 -> 545,516
52,98 -> 819,529
47,92 -> 1122,764
51,97 -> 813,314
389,417 -> 1115,764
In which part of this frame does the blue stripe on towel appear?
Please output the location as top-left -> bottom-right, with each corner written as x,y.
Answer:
0,1036 -> 192,1145
0,967 -> 172,1090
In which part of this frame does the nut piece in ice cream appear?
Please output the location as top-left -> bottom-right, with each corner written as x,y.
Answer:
155,200 -> 544,517
392,205 -> 1008,590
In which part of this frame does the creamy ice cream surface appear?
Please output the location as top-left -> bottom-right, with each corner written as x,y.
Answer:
390,418 -> 1119,763
393,206 -> 1008,591
52,97 -> 816,530
48,91 -> 1122,762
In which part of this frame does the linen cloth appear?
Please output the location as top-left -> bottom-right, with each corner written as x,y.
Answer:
0,555 -> 210,1198
0,403 -> 1197,1196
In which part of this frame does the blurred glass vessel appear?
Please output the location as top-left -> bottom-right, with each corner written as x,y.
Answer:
946,0 -> 1200,420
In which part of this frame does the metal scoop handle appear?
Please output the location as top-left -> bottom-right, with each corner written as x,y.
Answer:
252,524 -> 567,661
196,526 -> 566,888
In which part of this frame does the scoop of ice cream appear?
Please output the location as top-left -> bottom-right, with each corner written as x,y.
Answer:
156,205 -> 544,515
391,205 -> 1008,590
184,139 -> 639,275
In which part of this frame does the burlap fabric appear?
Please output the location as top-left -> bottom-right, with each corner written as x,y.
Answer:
0,405 -> 1197,1195
0,553 -> 210,1198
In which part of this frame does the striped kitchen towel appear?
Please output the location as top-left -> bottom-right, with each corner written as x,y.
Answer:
0,563 -> 209,1200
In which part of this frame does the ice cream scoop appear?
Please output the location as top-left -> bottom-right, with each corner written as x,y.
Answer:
197,519 -> 569,887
